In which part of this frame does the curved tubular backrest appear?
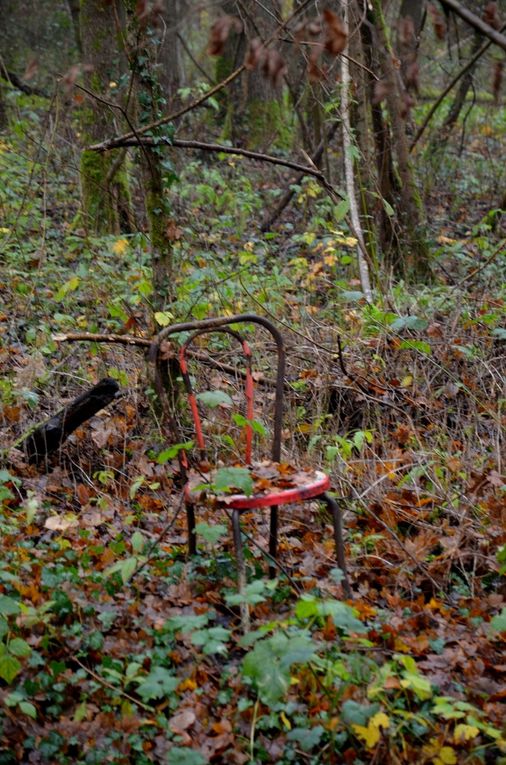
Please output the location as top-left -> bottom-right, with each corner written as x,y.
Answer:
152,314 -> 286,461
179,327 -> 254,463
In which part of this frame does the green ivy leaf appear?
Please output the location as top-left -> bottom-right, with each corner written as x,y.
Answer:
197,390 -> 233,408
341,700 -> 379,726
391,315 -> 428,332
295,596 -> 366,634
19,701 -> 37,719
105,556 -> 139,583
131,531 -> 145,555
286,725 -> 324,752
213,467 -> 253,496
195,522 -> 228,545
0,596 -> 21,617
191,626 -> 231,655
0,653 -> 22,683
157,441 -> 194,464
135,667 -> 178,701
226,579 -> 277,606
242,632 -> 318,705
167,748 -> 207,765
399,339 -> 432,354
333,198 -> 350,222
8,638 -> 31,658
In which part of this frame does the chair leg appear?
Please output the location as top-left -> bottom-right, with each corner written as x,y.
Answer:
186,501 -> 197,556
268,505 -> 279,579
232,509 -> 250,633
322,493 -> 352,599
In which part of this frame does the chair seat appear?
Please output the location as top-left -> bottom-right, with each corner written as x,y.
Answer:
184,460 -> 330,510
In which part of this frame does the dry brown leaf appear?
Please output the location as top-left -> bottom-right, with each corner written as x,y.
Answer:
428,4 -> 446,40
323,9 -> 347,55
484,1 -> 501,30
45,513 -> 79,531
169,709 -> 196,734
208,15 -> 243,57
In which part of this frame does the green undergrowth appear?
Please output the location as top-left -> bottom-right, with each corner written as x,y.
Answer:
0,93 -> 505,764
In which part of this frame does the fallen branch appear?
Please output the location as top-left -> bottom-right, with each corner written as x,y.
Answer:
91,136 -> 345,189
18,378 -> 120,464
52,331 -> 276,387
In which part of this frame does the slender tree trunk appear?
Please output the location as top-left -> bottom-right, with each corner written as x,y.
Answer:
359,0 -> 400,263
371,0 -> 431,280
67,0 -> 82,55
79,0 -> 133,234
153,0 -> 185,112
440,30 -> 482,140
396,0 -> 426,92
341,0 -> 373,302
214,0 -> 288,149
124,0 -> 179,309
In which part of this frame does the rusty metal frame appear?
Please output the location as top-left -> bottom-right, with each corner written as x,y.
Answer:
150,313 -> 286,462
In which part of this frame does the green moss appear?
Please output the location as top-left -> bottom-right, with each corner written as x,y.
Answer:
80,150 -> 114,233
246,98 -> 291,150
80,150 -> 132,235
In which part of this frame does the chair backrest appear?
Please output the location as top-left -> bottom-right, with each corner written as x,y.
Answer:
151,314 -> 286,463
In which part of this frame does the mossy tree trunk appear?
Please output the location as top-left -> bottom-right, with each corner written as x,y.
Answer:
124,0 -> 180,310
214,0 -> 288,150
79,0 -> 133,235
369,0 -> 431,280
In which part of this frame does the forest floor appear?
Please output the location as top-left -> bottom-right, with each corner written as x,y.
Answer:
0,95 -> 505,764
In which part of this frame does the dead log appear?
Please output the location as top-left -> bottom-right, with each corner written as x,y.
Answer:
21,378 -> 120,464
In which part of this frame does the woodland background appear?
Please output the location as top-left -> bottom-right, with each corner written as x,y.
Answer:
0,1 -> 505,763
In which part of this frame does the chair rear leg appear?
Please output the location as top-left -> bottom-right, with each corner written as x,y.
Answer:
322,493 -> 352,599
232,509 -> 250,633
268,505 -> 279,579
186,501 -> 197,556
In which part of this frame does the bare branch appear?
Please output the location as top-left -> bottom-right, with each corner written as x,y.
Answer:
439,0 -> 506,52
411,22 -> 506,150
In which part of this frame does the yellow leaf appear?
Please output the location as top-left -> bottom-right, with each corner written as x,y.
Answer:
352,723 -> 380,749
178,678 -> 197,692
154,311 -> 174,327
335,235 -> 358,247
371,712 -> 390,730
111,238 -> 129,255
435,747 -> 457,765
352,712 -> 390,749
454,724 -> 479,743
280,711 -> 291,730
400,375 -> 413,388
324,254 -> 338,266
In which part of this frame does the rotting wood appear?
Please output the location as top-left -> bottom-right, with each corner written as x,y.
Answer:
19,378 -> 120,464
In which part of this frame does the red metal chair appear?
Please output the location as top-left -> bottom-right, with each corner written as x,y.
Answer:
151,314 -> 350,625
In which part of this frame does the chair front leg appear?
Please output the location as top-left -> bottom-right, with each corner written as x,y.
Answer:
268,505 -> 279,579
232,509 -> 250,633
322,493 -> 352,599
186,501 -> 197,556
